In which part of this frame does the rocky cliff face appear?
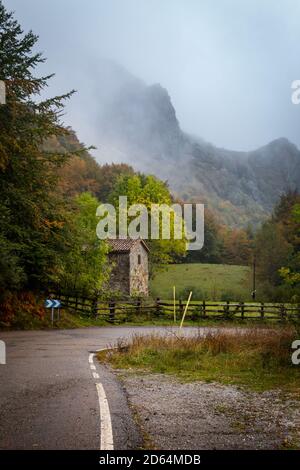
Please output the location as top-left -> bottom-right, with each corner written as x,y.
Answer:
94,64 -> 300,227
182,136 -> 300,226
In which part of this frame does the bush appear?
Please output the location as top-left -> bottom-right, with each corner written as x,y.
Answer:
178,285 -> 207,300
259,281 -> 300,303
0,291 -> 47,329
220,290 -> 237,302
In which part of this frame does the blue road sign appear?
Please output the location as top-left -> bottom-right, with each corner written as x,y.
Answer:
45,299 -> 61,308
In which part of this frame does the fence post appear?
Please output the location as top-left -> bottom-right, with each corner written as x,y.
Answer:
179,298 -> 183,317
91,295 -> 98,318
109,300 -> 116,322
136,297 -> 142,315
224,300 -> 230,319
260,302 -> 264,320
241,302 -> 245,320
280,304 -> 286,321
155,297 -> 161,316
202,300 -> 206,317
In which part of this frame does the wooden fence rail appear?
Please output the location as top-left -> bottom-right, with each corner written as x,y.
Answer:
49,292 -> 300,324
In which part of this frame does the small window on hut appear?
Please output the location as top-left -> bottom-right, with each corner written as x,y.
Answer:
138,254 -> 141,265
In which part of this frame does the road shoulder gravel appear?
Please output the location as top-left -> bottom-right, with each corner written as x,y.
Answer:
111,370 -> 300,450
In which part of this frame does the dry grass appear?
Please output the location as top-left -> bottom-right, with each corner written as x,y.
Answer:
99,328 -> 300,392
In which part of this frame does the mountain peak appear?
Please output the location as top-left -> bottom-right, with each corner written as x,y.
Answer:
265,137 -> 297,150
95,64 -> 300,227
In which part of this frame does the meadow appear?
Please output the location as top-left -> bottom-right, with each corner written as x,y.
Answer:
150,263 -> 251,301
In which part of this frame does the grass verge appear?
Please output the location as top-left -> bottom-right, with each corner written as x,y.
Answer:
98,328 -> 300,392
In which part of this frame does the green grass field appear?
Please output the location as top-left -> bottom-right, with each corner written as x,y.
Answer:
150,263 -> 251,301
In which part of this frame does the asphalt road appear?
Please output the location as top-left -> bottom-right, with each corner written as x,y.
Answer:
0,326 -> 193,450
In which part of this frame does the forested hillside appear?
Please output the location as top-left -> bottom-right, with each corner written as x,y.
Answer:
50,130 -> 255,267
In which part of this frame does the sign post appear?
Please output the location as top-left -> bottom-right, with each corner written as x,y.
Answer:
0,80 -> 6,105
45,299 -> 62,326
173,285 -> 176,323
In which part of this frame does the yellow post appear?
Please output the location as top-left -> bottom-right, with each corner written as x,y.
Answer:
179,291 -> 193,329
173,286 -> 176,323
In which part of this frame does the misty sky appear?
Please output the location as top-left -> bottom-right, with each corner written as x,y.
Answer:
4,0 -> 300,155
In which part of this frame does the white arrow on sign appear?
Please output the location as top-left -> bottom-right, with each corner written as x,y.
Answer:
45,299 -> 61,308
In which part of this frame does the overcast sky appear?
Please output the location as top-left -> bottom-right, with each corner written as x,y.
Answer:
5,0 -> 300,153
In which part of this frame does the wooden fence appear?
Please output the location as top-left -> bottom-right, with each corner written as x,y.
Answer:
159,300 -> 300,321
50,292 -> 300,323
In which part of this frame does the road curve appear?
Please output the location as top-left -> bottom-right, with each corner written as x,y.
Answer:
0,326 -> 196,450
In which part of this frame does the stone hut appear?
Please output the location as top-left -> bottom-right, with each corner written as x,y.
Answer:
107,239 -> 149,296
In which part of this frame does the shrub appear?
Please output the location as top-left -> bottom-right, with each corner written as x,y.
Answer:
178,285 -> 207,300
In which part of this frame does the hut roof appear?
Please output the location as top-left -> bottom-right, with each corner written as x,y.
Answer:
107,238 -> 150,253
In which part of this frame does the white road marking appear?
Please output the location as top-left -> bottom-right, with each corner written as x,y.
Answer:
88,353 -> 94,364
88,352 -> 114,450
96,382 -> 114,450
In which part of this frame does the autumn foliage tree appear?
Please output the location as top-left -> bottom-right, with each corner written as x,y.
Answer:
255,191 -> 300,301
219,226 -> 253,265
109,174 -> 187,273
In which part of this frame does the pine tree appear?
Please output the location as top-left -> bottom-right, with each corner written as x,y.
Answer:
0,1 -> 75,292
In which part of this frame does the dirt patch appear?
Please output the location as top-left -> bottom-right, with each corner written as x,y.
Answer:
116,372 -> 300,450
